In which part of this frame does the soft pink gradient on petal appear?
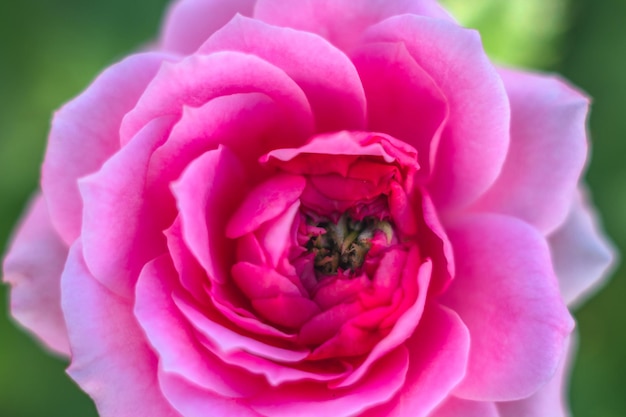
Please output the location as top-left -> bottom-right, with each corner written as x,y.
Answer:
61,243 -> 181,417
3,195 -> 70,355
360,305 -> 470,417
364,15 -> 510,209
79,116 -> 175,299
172,146 -> 248,287
430,397 -> 499,417
134,256 -> 265,398
497,336 -> 575,417
249,346 -> 409,417
120,52 -> 314,146
200,15 -> 367,132
352,41 -> 448,180
443,214 -> 574,401
549,190 -> 616,308
160,0 -> 256,54
473,69 -> 589,233
42,53 -> 173,244
159,371 -> 262,417
253,0 -> 454,51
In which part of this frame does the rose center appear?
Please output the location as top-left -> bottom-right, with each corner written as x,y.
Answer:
305,213 -> 393,277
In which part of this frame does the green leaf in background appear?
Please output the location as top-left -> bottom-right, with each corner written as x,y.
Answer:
440,0 -> 570,68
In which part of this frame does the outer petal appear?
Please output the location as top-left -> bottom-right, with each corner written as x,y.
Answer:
497,337 -> 575,417
42,52 -> 172,244
160,0 -> 256,54
549,190 -> 616,308
61,242 -> 181,417
199,15 -> 367,132
363,15 -> 510,209
430,397 -> 499,417
253,0 -> 454,51
473,69 -> 589,233
361,305 -> 470,417
3,195 -> 69,355
443,214 -> 574,401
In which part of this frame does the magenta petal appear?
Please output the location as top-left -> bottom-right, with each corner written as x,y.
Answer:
364,15 -> 509,209
134,255 -> 264,398
159,371 -> 262,417
358,305 -> 470,417
549,190 -> 616,308
172,146 -> 248,285
61,243 -> 180,417
3,195 -> 69,355
253,0 -> 454,51
160,0 -> 256,54
443,214 -> 574,401
231,262 -> 304,299
79,116 -> 175,299
200,15 -> 367,132
473,69 -> 589,233
226,174 -> 306,238
251,295 -> 320,329
430,397 -> 499,417
120,52 -> 314,146
496,336 -> 574,417
249,346 -> 409,417
352,41 -> 448,179
42,52 -> 172,244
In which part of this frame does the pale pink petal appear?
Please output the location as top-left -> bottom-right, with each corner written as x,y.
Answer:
134,255 -> 265,397
352,41 -> 448,179
443,214 -> 574,401
249,346 -> 409,417
172,146 -> 248,286
364,15 -> 510,209
159,371 -> 262,417
3,195 -> 69,355
42,52 -> 173,244
253,0 -> 454,51
79,116 -> 175,299
200,15 -> 367,132
120,52 -> 314,146
549,190 -> 616,308
473,69 -> 589,233
430,397 -> 499,417
160,0 -> 256,54
61,242 -> 180,417
497,336 -> 575,417
359,305 -> 471,417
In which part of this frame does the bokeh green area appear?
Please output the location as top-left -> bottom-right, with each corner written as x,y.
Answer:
0,0 -> 624,416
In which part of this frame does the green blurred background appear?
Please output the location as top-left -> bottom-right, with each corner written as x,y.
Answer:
0,0 -> 624,416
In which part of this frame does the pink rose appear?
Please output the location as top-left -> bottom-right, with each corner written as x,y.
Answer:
3,1 -> 615,416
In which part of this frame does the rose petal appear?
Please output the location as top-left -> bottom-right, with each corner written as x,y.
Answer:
79,116 -> 175,299
443,214 -> 574,401
549,190 -> 616,308
249,346 -> 409,417
160,0 -> 256,54
352,41 -> 448,179
3,195 -> 70,355
253,0 -> 454,51
42,52 -> 173,243
364,15 -> 510,209
430,397 -> 499,417
134,255 -> 264,398
358,304 -> 471,417
172,145 -> 248,286
200,15 -> 367,132
120,51 -> 314,146
62,242 -> 180,417
473,69 -> 589,233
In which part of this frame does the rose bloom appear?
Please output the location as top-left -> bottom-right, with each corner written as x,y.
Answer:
2,0 -> 616,416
